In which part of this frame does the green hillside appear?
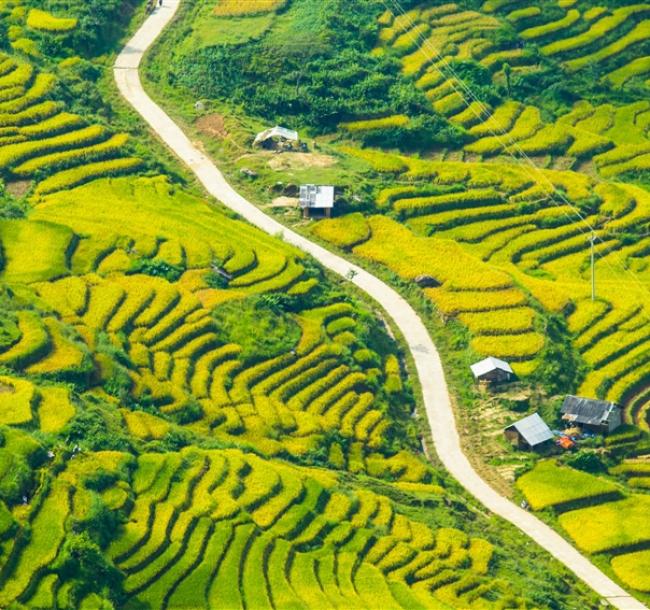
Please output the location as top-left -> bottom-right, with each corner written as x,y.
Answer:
0,0 -> 609,608
148,0 -> 650,603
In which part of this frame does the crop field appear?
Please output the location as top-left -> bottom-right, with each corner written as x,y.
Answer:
315,148 -> 650,419
0,0 -> 647,605
0,15 -> 575,606
0,52 -> 138,194
0,173 -> 431,477
0,446 -> 541,610
213,0 -> 286,16
559,495 -> 650,553
516,460 -> 621,511
517,459 -> 650,592
373,3 -> 650,176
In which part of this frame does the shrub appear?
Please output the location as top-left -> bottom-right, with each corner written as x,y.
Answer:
128,258 -> 184,282
56,532 -> 123,603
213,295 -> 300,363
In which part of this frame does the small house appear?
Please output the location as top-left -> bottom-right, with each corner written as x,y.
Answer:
253,125 -> 299,150
470,356 -> 514,384
560,395 -> 621,434
299,185 -> 335,218
504,413 -> 554,451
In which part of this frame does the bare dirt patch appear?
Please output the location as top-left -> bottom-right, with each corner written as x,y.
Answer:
196,113 -> 228,139
5,180 -> 32,198
267,151 -> 336,171
0,383 -> 15,394
270,196 -> 299,208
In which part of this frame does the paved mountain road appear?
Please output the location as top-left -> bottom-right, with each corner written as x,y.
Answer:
114,4 -> 647,609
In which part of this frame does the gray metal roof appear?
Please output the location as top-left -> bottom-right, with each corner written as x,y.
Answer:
299,185 -> 334,209
470,356 -> 513,379
561,395 -> 618,425
507,413 -> 553,446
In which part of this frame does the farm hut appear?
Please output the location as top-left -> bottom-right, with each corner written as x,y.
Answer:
470,356 -> 514,384
504,413 -> 554,451
299,185 -> 335,218
253,125 -> 299,150
560,395 -> 622,434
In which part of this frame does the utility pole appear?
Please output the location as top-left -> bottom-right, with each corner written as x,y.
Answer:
590,232 -> 596,301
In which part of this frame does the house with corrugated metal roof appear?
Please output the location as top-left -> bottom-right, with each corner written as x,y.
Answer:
300,185 -> 335,218
560,395 -> 621,434
470,356 -> 514,384
504,412 -> 554,451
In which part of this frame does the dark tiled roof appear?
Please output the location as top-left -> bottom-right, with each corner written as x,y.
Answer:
561,395 -> 617,426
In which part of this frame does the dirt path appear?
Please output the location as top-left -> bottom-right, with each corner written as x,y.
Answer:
114,4 -> 647,608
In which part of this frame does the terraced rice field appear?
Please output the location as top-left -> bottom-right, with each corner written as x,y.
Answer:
0,0 -> 647,605
518,460 -> 650,594
0,31 -> 495,607
0,446 -> 520,609
372,3 -> 650,174
0,52 -> 139,194
0,172 -> 427,477
315,149 -> 650,423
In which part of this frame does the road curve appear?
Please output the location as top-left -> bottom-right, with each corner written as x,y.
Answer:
114,4 -> 646,609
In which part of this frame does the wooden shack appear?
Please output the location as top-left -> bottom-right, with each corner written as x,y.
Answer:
504,413 -> 554,451
299,185 -> 335,218
560,395 -> 621,434
470,356 -> 514,384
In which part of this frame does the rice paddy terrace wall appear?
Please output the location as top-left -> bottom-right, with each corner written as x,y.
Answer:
371,2 -> 650,174
0,10 -> 586,606
314,148 -> 650,428
518,460 -> 650,595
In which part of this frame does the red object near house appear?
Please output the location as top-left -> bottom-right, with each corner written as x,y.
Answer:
556,436 -> 575,450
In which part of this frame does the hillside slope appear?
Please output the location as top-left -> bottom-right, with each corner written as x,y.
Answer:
146,0 -> 650,604
0,1 -> 606,608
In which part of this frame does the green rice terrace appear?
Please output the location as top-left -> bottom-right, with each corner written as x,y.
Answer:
0,0 -> 646,608
142,0 -> 650,605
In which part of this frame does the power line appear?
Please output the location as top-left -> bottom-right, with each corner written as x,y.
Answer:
378,0 -> 650,304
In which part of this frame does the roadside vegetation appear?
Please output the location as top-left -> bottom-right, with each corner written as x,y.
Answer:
145,0 -> 650,603
0,0 -> 610,608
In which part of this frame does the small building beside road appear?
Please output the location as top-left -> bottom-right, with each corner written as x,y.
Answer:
300,184 -> 335,218
504,412 -> 554,451
560,395 -> 622,434
470,356 -> 514,384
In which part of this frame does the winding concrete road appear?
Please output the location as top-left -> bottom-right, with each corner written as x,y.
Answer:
114,3 -> 647,609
